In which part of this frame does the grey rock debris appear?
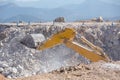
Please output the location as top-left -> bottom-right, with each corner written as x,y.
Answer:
0,23 -> 120,78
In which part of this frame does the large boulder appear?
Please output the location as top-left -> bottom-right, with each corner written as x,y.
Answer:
20,34 -> 45,48
96,16 -> 104,22
53,17 -> 65,22
91,17 -> 104,22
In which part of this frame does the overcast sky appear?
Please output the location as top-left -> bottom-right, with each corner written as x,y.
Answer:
0,0 -> 120,8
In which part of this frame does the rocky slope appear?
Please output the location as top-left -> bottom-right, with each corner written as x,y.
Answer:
0,22 -> 120,78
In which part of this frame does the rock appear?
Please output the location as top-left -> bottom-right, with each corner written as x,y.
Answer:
0,68 -> 4,73
20,34 -> 45,48
0,63 -> 9,68
91,16 -> 104,22
96,16 -> 104,22
7,75 -> 12,79
2,71 -> 11,77
118,32 -> 120,44
0,32 -> 6,41
11,67 -> 17,74
118,32 -> 120,38
0,42 -> 4,47
53,17 -> 65,22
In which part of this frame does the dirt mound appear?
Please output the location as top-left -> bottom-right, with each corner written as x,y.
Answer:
0,74 -> 5,80
8,61 -> 120,80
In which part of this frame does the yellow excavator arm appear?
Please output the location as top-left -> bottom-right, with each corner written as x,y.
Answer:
37,28 -> 110,62
37,28 -> 76,50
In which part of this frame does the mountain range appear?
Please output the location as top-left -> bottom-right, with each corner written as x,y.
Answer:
0,0 -> 120,22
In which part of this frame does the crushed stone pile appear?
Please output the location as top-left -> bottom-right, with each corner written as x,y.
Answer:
0,22 -> 120,78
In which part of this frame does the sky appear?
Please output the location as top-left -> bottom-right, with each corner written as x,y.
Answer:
0,0 -> 120,8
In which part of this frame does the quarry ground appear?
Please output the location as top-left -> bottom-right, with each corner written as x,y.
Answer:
7,61 -> 120,80
0,22 -> 120,80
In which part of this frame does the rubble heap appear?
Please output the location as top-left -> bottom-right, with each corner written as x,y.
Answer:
0,22 -> 120,78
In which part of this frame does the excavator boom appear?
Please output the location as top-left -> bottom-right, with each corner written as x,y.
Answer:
64,40 -> 108,62
37,28 -> 76,50
37,28 -> 110,62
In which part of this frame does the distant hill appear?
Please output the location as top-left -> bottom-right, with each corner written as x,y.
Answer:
3,15 -> 41,22
58,0 -> 120,21
106,16 -> 120,21
0,0 -> 120,22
